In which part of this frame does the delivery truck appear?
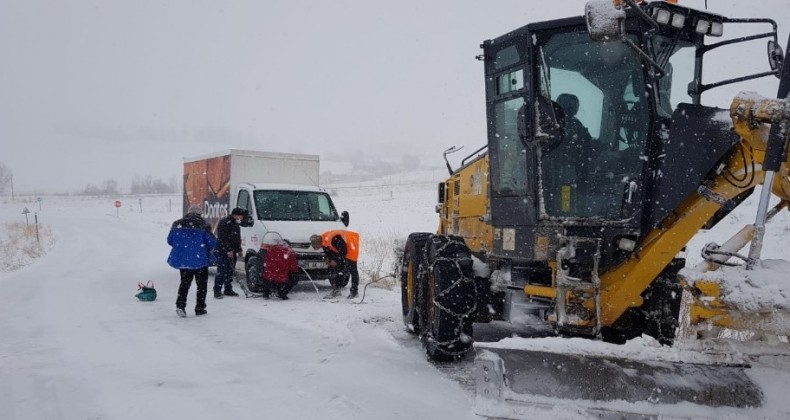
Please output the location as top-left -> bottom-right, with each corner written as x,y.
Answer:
183,149 -> 349,285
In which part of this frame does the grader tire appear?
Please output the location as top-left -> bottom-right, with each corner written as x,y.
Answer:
423,235 -> 476,362
401,233 -> 431,334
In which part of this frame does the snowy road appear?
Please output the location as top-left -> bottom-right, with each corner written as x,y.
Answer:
0,195 -> 480,420
3,183 -> 790,420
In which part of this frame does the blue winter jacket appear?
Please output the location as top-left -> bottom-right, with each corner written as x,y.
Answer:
166,213 -> 217,269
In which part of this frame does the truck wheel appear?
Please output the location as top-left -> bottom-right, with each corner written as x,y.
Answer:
602,259 -> 684,345
423,235 -> 476,362
245,255 -> 262,293
401,232 -> 431,334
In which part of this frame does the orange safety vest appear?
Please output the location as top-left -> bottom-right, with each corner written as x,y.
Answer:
321,230 -> 360,262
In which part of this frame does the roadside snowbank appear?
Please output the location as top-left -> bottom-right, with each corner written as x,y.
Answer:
0,220 -> 55,272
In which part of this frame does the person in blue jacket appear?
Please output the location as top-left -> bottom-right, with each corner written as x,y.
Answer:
167,205 -> 217,317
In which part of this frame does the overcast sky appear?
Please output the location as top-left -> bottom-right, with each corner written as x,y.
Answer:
1,0 -> 788,192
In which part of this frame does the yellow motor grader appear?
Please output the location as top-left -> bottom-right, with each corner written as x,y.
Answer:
400,0 -> 790,415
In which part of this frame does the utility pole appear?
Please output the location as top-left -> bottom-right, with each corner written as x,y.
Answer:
10,173 -> 13,200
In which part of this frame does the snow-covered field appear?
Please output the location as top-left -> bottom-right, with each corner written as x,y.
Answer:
1,180 -> 789,419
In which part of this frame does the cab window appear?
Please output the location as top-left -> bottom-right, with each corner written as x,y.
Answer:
536,30 -> 650,219
237,190 -> 252,214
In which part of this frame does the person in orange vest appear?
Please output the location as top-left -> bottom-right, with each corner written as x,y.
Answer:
310,230 -> 360,299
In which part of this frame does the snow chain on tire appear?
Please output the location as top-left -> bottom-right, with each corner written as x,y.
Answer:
422,235 -> 477,360
401,232 -> 431,334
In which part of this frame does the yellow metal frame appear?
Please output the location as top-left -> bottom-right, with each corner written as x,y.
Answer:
439,93 -> 790,331
520,141 -> 764,328
594,94 -> 790,329
438,155 -> 493,254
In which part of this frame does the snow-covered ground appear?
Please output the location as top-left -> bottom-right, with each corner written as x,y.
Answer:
0,187 -> 479,420
1,180 -> 789,419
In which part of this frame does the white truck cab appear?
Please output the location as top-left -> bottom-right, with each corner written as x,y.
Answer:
234,183 -> 348,282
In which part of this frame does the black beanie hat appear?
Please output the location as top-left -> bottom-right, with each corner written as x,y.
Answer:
231,207 -> 248,216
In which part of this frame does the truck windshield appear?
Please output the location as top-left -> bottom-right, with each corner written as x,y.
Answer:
253,190 -> 339,222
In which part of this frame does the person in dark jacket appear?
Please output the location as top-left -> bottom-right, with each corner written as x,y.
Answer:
260,232 -> 299,300
213,207 -> 248,298
310,230 -> 360,299
167,205 -> 217,317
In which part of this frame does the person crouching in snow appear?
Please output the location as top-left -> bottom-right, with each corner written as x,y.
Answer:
310,230 -> 360,299
260,232 -> 299,300
167,205 -> 217,317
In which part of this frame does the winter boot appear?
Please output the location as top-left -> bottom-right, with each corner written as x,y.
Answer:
224,288 -> 239,297
214,291 -> 224,299
324,288 -> 341,299
195,309 -> 208,316
347,290 -> 358,299
176,308 -> 187,318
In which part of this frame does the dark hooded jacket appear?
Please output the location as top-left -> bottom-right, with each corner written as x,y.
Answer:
215,215 -> 242,254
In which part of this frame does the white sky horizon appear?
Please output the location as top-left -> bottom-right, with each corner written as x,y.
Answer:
1,0 -> 788,193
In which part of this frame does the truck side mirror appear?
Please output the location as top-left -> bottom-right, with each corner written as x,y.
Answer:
240,215 -> 254,227
536,96 -> 566,151
341,211 -> 350,227
768,40 -> 784,76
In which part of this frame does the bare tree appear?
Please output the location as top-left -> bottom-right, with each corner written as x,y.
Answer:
0,162 -> 12,195
130,175 -> 177,194
168,174 -> 180,193
102,179 -> 120,195
82,184 -> 101,195
81,179 -> 120,195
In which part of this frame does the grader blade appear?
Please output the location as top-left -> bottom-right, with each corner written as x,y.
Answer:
474,347 -> 763,418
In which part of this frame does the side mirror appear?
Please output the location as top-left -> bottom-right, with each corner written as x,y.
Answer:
585,1 -> 625,42
240,215 -> 254,227
341,211 -> 350,227
535,97 -> 566,152
768,40 -> 785,76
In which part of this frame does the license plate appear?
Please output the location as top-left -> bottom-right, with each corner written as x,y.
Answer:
300,261 -> 327,270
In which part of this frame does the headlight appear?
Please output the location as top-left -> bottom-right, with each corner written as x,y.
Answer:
695,19 -> 710,34
655,8 -> 671,25
671,13 -> 686,29
709,21 -> 724,37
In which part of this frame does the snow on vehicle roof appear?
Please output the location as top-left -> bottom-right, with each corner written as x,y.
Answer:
183,149 -> 319,163
244,183 -> 327,192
